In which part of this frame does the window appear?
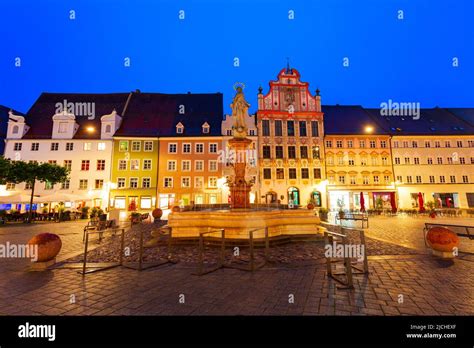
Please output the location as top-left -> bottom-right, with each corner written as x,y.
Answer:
289,168 -> 297,179
440,176 -> 446,183
114,197 -> 126,209
275,146 -> 284,159
168,143 -> 177,153
288,146 -> 296,159
225,129 -> 232,136
83,142 -> 92,151
396,175 -> 402,182
350,176 -> 356,185
369,140 -> 376,148
275,120 -> 283,136
404,157 -> 410,164
143,141 -> 153,151
416,176 -> 422,183
183,143 -> 191,153
81,160 -> 90,171
445,141 -> 451,148
263,168 -> 271,179
208,177 -> 218,188
406,176 -> 412,183
202,124 -> 209,134
360,157 -> 368,166
95,179 -> 104,189
194,177 -> 204,188
79,179 -> 88,190
371,157 -> 377,166
209,143 -> 217,153
325,140 -> 332,148
312,146 -> 320,159
118,160 -> 127,170
435,141 -> 440,148
347,140 -> 353,148
130,178 -> 138,188
301,168 -> 309,179
460,157 -> 465,164
117,178 -> 126,188
131,141 -> 141,151
414,158 -> 420,165
142,178 -> 151,188
140,197 -> 152,209
31,143 -> 39,151
462,175 -> 469,183
338,156 -> 345,165
287,121 -> 295,136
468,140 -> 474,147
249,129 -> 255,136
299,121 -> 307,137
97,160 -> 105,171
427,158 -> 433,164
313,168 -> 322,179
143,159 -> 152,170
97,142 -> 105,151
181,177 -> 191,188
373,175 -> 379,184
300,146 -> 308,159
61,180 -> 70,190
456,141 -> 462,147
384,175 -> 391,184
447,157 -> 453,164
262,120 -> 270,136
339,175 -> 345,184
263,146 -> 271,159
471,157 -> 474,164
176,124 -> 184,134
450,175 -> 456,183
50,142 -> 59,151
336,140 -> 343,148
195,143 -> 204,153
362,175 -> 369,185
382,157 -> 388,165
277,168 -> 285,179
14,143 -> 22,151
195,160 -> 204,171
429,176 -> 435,183
311,121 -> 319,137
359,140 -> 366,148
181,160 -> 191,171
412,141 -> 418,148
58,122 -> 68,133
437,157 -> 443,164
209,160 -> 218,172
63,160 -> 72,170
6,183 -> 15,190
403,141 -> 409,148
105,124 -> 112,133
130,159 -> 139,170
425,141 -> 431,148
48,160 -> 57,165
119,141 -> 129,152
393,141 -> 399,148
380,140 -> 387,148
167,160 -> 176,171
327,156 -> 334,165
66,142 -> 74,151
348,157 -> 355,166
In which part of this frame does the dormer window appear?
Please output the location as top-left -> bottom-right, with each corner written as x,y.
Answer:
176,122 -> 184,134
202,122 -> 210,134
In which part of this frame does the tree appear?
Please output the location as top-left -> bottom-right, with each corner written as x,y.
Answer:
7,161 -> 70,223
0,156 -> 12,185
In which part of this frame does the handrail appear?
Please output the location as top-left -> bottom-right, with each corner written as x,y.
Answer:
197,228 -> 225,275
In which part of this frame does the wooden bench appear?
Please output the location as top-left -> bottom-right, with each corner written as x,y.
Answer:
423,223 -> 474,247
335,213 -> 369,228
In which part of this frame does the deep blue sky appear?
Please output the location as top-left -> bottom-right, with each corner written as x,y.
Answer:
1,0 -> 473,115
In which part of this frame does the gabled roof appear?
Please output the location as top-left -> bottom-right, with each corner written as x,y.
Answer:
365,107 -> 474,135
0,105 -> 25,137
23,93 -> 131,139
114,92 -> 223,137
322,105 -> 389,135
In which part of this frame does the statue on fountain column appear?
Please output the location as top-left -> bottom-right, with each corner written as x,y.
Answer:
230,85 -> 250,139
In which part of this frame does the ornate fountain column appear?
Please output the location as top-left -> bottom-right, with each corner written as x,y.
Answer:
228,84 -> 253,209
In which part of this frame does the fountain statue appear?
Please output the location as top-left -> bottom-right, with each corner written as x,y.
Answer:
228,85 -> 253,208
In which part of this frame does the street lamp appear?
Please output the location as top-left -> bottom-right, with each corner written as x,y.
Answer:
364,125 -> 374,133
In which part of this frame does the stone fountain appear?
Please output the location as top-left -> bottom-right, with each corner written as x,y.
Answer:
167,85 -> 321,239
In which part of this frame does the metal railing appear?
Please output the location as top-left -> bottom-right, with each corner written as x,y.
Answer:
225,227 -> 269,272
196,229 -> 225,275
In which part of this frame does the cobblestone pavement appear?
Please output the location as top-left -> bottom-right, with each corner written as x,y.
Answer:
0,217 -> 472,316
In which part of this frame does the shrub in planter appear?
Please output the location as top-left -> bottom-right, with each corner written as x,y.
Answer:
81,206 -> 90,219
318,208 -> 328,222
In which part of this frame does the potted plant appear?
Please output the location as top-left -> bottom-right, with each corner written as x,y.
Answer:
336,197 -> 345,218
318,208 -> 328,222
81,206 -> 90,219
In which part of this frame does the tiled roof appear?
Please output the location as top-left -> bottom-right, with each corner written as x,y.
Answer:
114,92 -> 223,137
23,93 -> 131,139
322,105 -> 389,135
365,107 -> 474,135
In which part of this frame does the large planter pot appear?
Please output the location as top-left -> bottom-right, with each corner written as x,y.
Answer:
27,233 -> 62,262
171,206 -> 181,213
307,203 -> 315,210
152,208 -> 163,219
426,226 -> 459,258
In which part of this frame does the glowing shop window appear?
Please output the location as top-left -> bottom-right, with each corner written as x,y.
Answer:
115,197 -> 126,209
140,197 -> 152,209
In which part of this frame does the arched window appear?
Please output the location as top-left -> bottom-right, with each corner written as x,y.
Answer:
105,124 -> 112,133
12,125 -> 19,134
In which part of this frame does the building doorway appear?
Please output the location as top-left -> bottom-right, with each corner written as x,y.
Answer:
287,187 -> 300,206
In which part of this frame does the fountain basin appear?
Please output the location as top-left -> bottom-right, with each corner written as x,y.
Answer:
168,209 -> 322,239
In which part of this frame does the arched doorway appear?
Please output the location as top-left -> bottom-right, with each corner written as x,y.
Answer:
287,187 -> 300,206
311,191 -> 322,207
265,191 -> 277,204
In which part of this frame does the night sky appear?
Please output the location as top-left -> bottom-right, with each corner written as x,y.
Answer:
1,0 -> 473,115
